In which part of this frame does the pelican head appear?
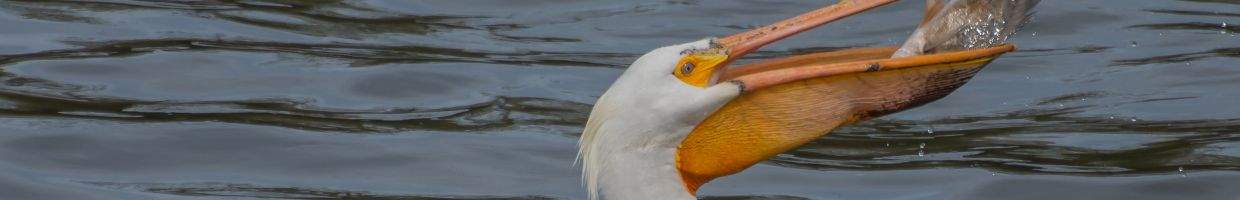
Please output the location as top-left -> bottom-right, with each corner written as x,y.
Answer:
576,37 -> 739,200
578,1 -> 900,199
578,0 -> 1035,199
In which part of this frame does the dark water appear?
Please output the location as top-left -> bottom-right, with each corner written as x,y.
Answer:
0,0 -> 1238,199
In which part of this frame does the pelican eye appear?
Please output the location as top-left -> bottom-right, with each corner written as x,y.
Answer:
681,62 -> 695,75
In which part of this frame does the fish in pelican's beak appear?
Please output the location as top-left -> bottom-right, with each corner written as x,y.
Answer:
578,1 -> 1038,199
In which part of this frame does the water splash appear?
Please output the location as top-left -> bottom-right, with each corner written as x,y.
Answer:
893,0 -> 1041,58
917,143 -> 927,157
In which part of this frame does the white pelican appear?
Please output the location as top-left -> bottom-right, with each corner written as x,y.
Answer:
578,0 -> 1039,199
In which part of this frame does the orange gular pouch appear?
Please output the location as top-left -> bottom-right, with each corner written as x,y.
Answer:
676,44 -> 1016,193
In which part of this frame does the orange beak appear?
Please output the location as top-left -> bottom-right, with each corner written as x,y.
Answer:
673,0 -> 900,194
716,0 -> 899,68
671,0 -> 898,88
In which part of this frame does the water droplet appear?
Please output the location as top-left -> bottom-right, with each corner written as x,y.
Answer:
991,172 -> 997,176
1058,104 -> 1065,107
1223,22 -> 1229,28
1130,118 -> 1139,122
1130,41 -> 1138,47
1186,62 -> 1192,66
917,149 -> 925,157
926,128 -> 935,134
919,143 -> 926,149
1178,166 -> 1187,177
1108,116 -> 1116,119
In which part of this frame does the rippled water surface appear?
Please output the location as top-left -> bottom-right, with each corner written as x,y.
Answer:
1,0 -> 1239,199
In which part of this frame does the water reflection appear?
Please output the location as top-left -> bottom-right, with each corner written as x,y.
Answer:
1129,23 -> 1238,34
1179,0 -> 1240,5
86,181 -> 810,200
780,114 -> 1240,174
1113,47 -> 1240,66
0,39 -> 635,68
1144,9 -> 1240,18
0,90 -> 589,133
87,182 -> 557,200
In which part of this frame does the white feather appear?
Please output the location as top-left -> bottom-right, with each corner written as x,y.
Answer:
578,39 -> 741,200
